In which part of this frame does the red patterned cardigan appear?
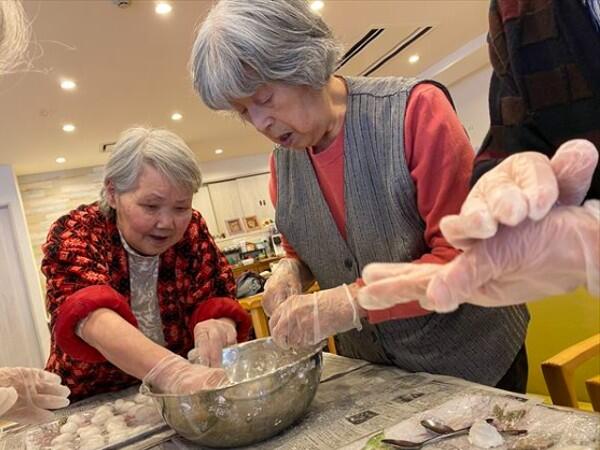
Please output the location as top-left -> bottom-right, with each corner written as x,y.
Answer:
42,203 -> 251,400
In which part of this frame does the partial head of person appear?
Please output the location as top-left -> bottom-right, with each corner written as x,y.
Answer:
0,0 -> 31,76
190,0 -> 345,151
99,127 -> 202,256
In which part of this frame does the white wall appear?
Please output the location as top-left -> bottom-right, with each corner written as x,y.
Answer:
447,64 -> 493,151
0,166 -> 49,367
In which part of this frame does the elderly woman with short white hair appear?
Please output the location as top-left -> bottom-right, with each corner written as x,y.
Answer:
42,126 -> 251,400
191,0 -> 530,392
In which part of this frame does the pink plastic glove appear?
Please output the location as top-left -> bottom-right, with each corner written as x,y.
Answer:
0,368 -> 70,424
441,140 -> 598,250
359,202 -> 600,312
188,318 -> 237,368
143,354 -> 228,395
270,284 -> 363,349
262,258 -> 306,316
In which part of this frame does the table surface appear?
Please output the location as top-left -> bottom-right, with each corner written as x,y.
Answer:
2,354 -> 598,450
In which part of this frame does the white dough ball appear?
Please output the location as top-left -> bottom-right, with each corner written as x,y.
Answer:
132,405 -> 158,423
77,425 -> 102,438
59,421 -> 78,434
107,421 -> 128,433
91,410 -> 113,425
105,415 -> 126,426
51,433 -> 75,445
94,405 -> 113,416
66,413 -> 86,425
115,400 -> 135,413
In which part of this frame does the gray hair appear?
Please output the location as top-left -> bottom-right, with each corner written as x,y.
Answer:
0,0 -> 31,75
190,0 -> 343,110
99,127 -> 202,215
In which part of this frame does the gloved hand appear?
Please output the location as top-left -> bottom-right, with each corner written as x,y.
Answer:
441,140 -> 598,250
188,318 -> 237,368
359,202 -> 600,312
262,258 -> 304,316
270,284 -> 363,349
0,368 -> 70,424
143,353 -> 229,395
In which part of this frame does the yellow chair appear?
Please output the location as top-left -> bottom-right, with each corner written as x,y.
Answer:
239,292 -> 337,354
541,333 -> 600,412
239,294 -> 271,339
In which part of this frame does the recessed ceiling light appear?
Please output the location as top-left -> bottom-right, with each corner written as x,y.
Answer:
62,123 -> 76,133
171,112 -> 183,121
215,148 -> 224,155
60,79 -> 77,90
155,2 -> 172,15
55,157 -> 66,164
409,54 -> 420,64
310,1 -> 324,12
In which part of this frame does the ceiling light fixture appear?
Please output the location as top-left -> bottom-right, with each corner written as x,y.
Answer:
60,79 -> 77,90
171,112 -> 183,121
62,123 -> 76,133
155,2 -> 172,15
215,149 -> 224,155
409,54 -> 420,64
56,157 -> 66,164
310,1 -> 324,12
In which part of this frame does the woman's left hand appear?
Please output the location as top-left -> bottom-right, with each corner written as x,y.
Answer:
190,318 -> 237,367
270,284 -> 363,349
359,202 -> 600,312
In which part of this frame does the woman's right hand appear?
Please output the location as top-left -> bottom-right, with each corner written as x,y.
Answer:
0,368 -> 70,424
261,258 -> 304,316
143,354 -> 228,395
440,139 -> 598,250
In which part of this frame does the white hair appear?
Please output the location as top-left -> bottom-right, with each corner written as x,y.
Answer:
99,127 -> 202,215
190,0 -> 343,111
0,0 -> 31,75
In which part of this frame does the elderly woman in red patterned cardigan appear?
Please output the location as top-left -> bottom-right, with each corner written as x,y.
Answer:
42,127 -> 251,400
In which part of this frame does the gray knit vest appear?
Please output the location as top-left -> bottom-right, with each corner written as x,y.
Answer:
274,76 -> 529,386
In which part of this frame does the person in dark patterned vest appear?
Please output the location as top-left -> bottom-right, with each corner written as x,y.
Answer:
190,0 -> 530,392
359,0 -> 599,314
474,0 -> 600,199
43,127 -> 251,400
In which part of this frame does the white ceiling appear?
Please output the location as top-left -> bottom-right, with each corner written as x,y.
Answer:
0,0 -> 490,176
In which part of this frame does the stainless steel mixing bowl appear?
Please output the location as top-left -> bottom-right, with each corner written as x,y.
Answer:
140,338 -> 322,448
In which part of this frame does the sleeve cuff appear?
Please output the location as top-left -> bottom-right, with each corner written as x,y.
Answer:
367,301 -> 432,324
54,285 -> 138,363
190,297 -> 252,342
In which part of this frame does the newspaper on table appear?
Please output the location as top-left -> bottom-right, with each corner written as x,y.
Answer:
2,354 -> 598,450
162,355 -> 600,450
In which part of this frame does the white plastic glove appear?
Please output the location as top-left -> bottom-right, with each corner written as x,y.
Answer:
262,258 -> 306,316
143,353 -> 228,395
359,202 -> 600,312
0,368 -> 70,424
270,284 -> 363,349
441,140 -> 598,250
188,318 -> 237,368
